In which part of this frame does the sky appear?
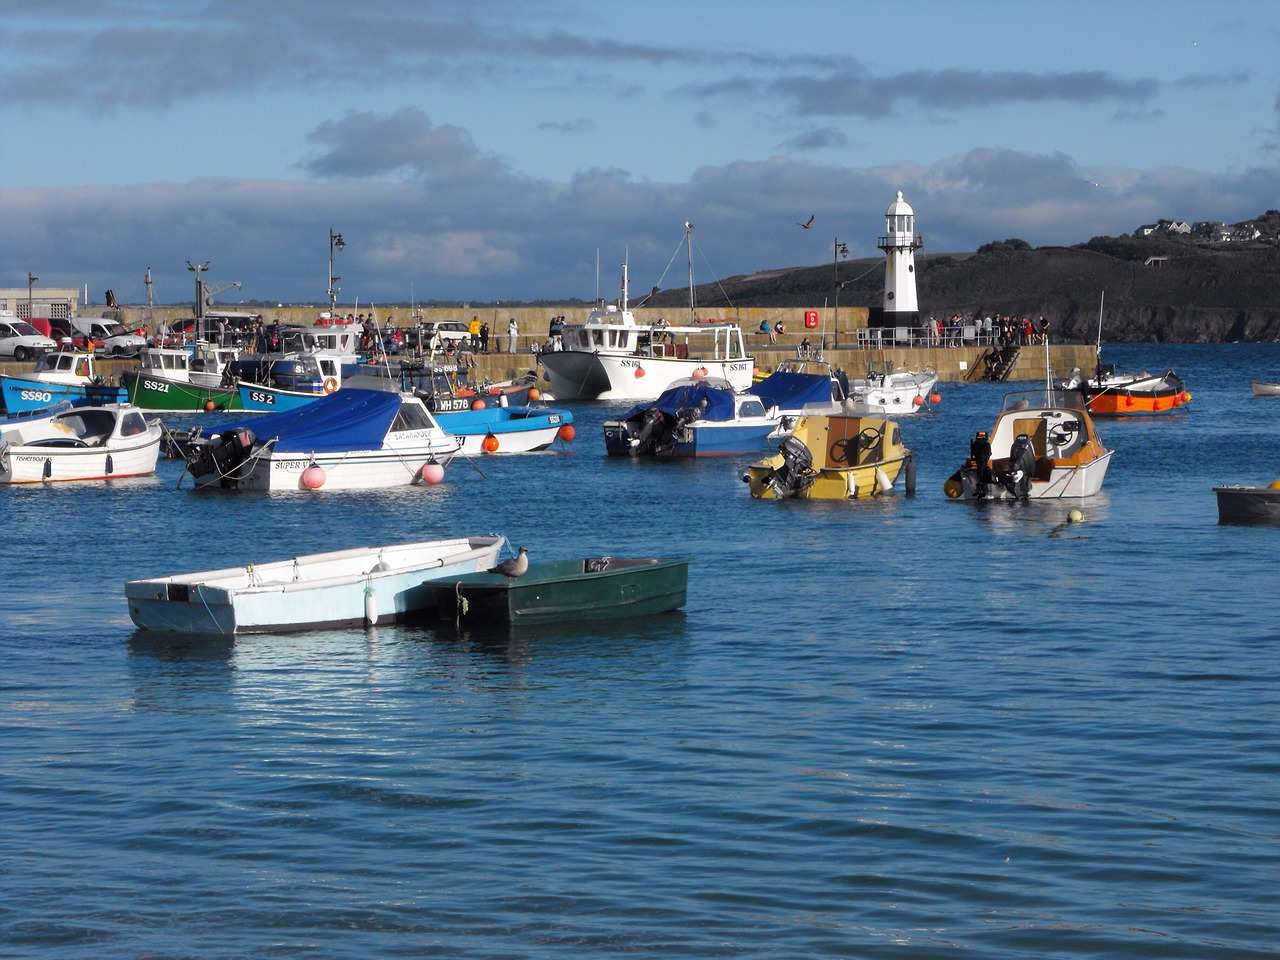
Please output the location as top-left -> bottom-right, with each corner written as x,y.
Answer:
2,0 -> 1279,309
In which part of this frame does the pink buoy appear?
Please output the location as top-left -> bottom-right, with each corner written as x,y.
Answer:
301,465 -> 326,489
420,462 -> 445,485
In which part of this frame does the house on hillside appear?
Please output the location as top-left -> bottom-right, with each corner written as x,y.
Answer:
1193,221 -> 1232,241
1136,219 -> 1190,237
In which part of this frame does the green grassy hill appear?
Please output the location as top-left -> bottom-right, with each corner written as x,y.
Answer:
644,225 -> 1280,343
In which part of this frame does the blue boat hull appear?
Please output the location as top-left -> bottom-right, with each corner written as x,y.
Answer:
1,376 -> 127,413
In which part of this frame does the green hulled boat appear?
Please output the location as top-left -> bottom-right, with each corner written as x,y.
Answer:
122,346 -> 243,412
430,556 -> 691,625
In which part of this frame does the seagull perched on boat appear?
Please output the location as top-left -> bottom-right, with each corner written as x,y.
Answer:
488,545 -> 529,578
796,214 -> 815,229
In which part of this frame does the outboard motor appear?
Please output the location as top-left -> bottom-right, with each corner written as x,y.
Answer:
189,427 -> 257,487
1007,433 -> 1036,499
767,435 -> 817,499
969,430 -> 993,498
629,407 -> 667,457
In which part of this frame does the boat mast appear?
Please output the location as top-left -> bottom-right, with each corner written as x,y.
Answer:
620,255 -> 629,312
1094,290 -> 1105,379
685,220 -> 695,324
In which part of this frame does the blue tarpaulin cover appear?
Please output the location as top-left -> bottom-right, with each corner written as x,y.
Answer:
751,370 -> 835,410
222,388 -> 404,452
622,382 -> 737,422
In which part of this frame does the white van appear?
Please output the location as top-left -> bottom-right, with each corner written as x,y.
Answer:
71,317 -> 148,357
0,314 -> 58,360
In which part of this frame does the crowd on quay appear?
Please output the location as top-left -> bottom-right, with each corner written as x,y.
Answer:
857,313 -> 1053,348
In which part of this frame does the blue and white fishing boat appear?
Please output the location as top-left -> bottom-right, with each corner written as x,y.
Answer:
1,351 -> 126,413
182,388 -> 460,491
434,403 -> 575,454
603,376 -> 779,457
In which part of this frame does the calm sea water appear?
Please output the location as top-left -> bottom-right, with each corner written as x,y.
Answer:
2,343 -> 1278,959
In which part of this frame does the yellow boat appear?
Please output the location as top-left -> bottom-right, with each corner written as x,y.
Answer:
742,414 -> 915,500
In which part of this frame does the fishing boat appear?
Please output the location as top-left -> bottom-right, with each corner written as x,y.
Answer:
433,403 -> 575,455
125,535 -> 508,635
1214,482 -> 1280,525
537,224 -> 755,400
123,345 -> 242,412
1249,380 -> 1280,398
844,360 -> 939,416
602,377 -> 778,457
1061,293 -> 1190,416
742,414 -> 914,500
944,388 -> 1113,500
233,352 -> 375,413
181,388 -> 460,491
0,351 -> 126,413
429,555 -> 691,625
0,403 -> 162,484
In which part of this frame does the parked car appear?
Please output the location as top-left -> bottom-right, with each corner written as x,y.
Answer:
415,320 -> 472,349
70,317 -> 148,357
0,316 -> 58,361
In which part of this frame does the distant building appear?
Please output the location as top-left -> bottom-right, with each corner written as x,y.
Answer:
0,287 -> 80,323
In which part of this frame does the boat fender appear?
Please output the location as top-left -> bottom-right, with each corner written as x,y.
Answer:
904,454 -> 917,496
875,467 -> 893,495
364,580 -> 378,626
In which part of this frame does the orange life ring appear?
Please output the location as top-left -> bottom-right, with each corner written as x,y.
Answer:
323,377 -> 338,394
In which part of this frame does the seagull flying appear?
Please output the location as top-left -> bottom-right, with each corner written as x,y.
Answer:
488,545 -> 529,578
796,214 -> 815,229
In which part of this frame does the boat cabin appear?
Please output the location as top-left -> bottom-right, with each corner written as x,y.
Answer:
558,311 -> 749,364
32,351 -> 97,384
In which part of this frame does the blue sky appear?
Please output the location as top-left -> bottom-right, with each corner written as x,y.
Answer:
2,0 -> 1278,308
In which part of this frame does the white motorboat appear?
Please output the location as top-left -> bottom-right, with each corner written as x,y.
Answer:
182,388 -> 460,491
125,535 -> 508,635
0,403 -> 163,484
537,224 -> 755,400
944,389 -> 1113,500
1249,380 -> 1280,398
845,360 -> 938,416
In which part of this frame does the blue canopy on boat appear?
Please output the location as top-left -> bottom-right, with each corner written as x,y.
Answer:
751,371 -> 835,410
222,388 -> 404,452
622,382 -> 737,422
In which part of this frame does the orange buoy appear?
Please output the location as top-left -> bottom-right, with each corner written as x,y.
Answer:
694,366 -> 708,378
471,399 -> 486,410
912,395 -> 924,407
1126,394 -> 1135,407
420,462 -> 444,484
527,387 -> 541,402
930,392 -> 942,405
634,367 -> 645,378
323,377 -> 338,394
558,423 -> 575,441
204,399 -> 216,412
482,434 -> 500,453
301,465 -> 326,489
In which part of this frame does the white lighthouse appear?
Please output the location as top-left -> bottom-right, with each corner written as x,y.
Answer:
876,190 -> 923,330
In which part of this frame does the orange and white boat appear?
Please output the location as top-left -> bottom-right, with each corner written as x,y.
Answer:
1060,292 -> 1190,417
1064,363 -> 1191,417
